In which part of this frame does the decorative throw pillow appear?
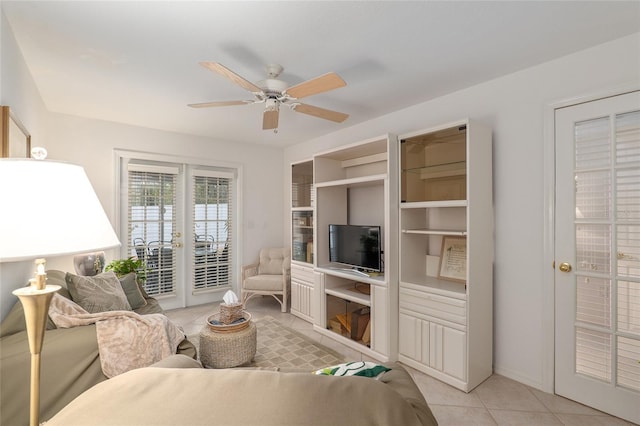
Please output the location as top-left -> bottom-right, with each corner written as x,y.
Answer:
118,273 -> 147,310
314,361 -> 391,379
65,271 -> 131,313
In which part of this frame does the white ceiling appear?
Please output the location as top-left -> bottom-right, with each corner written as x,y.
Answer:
3,1 -> 639,148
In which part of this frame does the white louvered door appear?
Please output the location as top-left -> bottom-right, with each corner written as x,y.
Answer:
127,163 -> 182,303
121,158 -> 237,310
555,91 -> 640,424
186,168 -> 234,307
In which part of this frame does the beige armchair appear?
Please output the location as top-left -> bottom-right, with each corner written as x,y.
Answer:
241,248 -> 291,312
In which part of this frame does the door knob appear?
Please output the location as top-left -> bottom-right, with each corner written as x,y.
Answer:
559,262 -> 572,273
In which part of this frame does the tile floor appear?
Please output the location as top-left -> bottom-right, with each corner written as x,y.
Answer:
166,298 -> 636,426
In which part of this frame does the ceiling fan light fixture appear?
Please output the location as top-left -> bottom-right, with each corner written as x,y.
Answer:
265,98 -> 279,112
257,78 -> 288,97
190,62 -> 349,130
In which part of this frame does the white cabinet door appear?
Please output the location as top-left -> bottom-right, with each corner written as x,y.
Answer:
429,322 -> 442,371
430,321 -> 467,381
400,309 -> 467,382
291,279 -> 312,318
442,326 -> 467,381
399,313 -> 421,360
372,285 -> 388,356
290,264 -> 315,321
421,319 -> 430,366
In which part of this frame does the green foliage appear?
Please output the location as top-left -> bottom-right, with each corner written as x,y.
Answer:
105,257 -> 146,282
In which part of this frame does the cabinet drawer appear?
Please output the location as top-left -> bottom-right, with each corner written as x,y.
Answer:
291,264 -> 315,284
400,287 -> 466,326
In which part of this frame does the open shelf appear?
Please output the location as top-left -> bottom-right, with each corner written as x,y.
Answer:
326,293 -> 371,348
402,228 -> 467,236
313,173 -> 386,189
325,283 -> 371,306
404,160 -> 466,180
316,265 -> 385,286
401,200 -> 467,208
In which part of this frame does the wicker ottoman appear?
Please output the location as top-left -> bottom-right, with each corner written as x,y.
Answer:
199,321 -> 257,368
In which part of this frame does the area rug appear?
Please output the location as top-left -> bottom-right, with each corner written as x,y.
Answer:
187,316 -> 345,370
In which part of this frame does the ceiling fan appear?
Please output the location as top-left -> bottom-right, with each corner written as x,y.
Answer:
188,62 -> 349,131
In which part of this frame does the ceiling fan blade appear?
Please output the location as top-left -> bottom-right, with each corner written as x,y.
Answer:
200,62 -> 263,94
293,103 -> 349,123
188,100 -> 252,108
285,72 -> 346,99
263,109 -> 279,130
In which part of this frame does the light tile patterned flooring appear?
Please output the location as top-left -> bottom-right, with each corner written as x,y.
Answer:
166,297 -> 636,426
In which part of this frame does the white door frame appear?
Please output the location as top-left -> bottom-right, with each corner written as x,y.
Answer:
113,149 -> 244,309
542,83 -> 640,394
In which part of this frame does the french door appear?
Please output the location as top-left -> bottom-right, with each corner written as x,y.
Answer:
119,155 -> 237,310
555,91 -> 640,423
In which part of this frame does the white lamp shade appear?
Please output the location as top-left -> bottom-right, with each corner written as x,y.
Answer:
0,159 -> 121,262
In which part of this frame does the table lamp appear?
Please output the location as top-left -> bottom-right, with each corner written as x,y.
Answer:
0,151 -> 120,426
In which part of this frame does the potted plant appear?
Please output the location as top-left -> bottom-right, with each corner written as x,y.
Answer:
105,257 -> 147,284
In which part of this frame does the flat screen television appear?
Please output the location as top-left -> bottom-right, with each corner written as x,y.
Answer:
328,224 -> 382,272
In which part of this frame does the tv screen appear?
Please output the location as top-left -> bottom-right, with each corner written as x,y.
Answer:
328,224 -> 382,272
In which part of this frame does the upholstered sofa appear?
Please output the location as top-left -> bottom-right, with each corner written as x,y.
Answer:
45,355 -> 439,426
0,270 -> 196,426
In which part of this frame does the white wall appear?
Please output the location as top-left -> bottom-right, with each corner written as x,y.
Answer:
0,12 -> 285,319
284,33 -> 640,391
0,10 -> 51,320
41,112 -> 284,277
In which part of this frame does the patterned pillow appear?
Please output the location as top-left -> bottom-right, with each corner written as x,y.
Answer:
314,361 -> 391,378
65,271 -> 131,313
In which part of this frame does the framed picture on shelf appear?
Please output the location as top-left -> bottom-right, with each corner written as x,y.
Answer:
438,236 -> 467,283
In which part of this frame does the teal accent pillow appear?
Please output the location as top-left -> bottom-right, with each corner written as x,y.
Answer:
118,273 -> 147,310
314,361 -> 391,378
65,271 -> 131,313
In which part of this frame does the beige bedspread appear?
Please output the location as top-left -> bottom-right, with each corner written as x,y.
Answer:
45,360 -> 438,426
48,293 -> 185,378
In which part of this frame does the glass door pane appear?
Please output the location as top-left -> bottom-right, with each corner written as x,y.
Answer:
292,210 -> 313,263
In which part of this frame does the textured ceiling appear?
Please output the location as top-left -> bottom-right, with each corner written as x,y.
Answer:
3,1 -> 639,147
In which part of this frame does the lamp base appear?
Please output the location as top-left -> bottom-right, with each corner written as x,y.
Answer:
12,284 -> 60,426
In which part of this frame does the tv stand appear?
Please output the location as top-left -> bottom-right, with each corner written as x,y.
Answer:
312,134 -> 398,362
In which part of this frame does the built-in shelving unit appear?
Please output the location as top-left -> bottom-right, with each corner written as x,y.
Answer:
288,119 -> 493,378
290,160 -> 316,322
312,134 -> 398,362
398,119 -> 493,392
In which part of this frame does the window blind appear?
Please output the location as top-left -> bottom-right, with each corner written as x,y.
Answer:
191,169 -> 233,292
127,163 -> 178,296
574,110 -> 640,391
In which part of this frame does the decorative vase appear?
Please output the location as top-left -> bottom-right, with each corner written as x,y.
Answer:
73,251 -> 106,276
